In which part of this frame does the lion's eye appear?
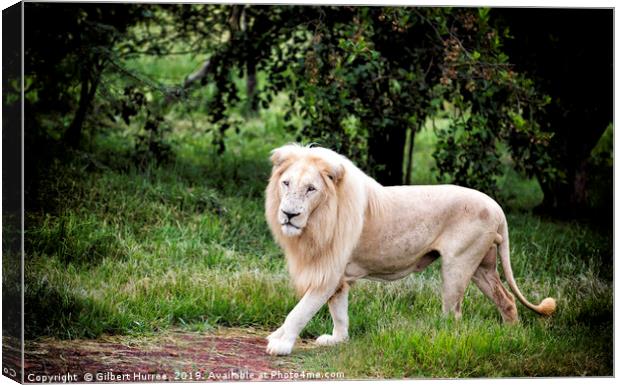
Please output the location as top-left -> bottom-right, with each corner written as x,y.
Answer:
307,185 -> 316,193
282,180 -> 289,187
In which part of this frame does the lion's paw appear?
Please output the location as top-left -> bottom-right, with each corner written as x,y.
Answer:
315,334 -> 347,346
266,337 -> 294,356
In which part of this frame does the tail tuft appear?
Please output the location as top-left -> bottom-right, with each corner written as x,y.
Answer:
537,297 -> 557,316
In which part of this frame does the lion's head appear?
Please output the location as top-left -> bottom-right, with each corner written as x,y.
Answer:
265,144 -> 345,238
265,144 -> 383,294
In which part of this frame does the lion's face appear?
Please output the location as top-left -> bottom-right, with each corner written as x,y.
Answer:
277,161 -> 327,237
267,145 -> 345,242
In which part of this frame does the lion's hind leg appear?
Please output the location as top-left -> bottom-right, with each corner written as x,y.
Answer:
471,246 -> 518,323
441,262 -> 478,320
440,232 -> 497,319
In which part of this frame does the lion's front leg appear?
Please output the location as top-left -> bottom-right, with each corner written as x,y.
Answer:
266,325 -> 285,341
316,282 -> 350,346
266,286 -> 336,356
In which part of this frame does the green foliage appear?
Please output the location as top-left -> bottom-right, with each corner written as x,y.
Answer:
425,10 -> 556,195
283,7 -> 428,179
25,4 -> 611,212
434,113 -> 502,190
493,9 -> 612,215
584,124 -> 613,213
590,124 -> 613,167
103,6 -> 556,187
256,7 -> 559,188
24,3 -> 142,141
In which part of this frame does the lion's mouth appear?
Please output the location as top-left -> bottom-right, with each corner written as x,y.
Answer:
282,222 -> 300,230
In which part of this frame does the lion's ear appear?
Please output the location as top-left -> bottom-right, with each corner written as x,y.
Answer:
325,163 -> 345,184
270,151 -> 286,167
270,144 -> 300,168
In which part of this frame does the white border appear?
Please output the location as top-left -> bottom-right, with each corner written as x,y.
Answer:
0,2 -> 616,385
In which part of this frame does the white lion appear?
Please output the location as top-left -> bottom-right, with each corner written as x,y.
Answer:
264,143 -> 556,356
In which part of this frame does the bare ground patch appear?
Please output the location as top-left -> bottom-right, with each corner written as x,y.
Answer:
18,328 -> 314,382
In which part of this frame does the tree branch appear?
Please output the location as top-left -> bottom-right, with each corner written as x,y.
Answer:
183,59 -> 211,89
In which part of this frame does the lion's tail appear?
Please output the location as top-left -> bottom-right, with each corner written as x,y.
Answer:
498,218 -> 556,317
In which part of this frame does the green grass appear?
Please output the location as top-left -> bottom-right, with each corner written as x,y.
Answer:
22,56 -> 612,377
124,53 -> 204,84
25,108 -> 296,338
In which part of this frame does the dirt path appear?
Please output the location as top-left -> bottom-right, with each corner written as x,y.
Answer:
19,328 -> 313,382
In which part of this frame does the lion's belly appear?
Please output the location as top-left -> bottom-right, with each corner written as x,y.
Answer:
345,260 -> 426,282
345,250 -> 437,282
346,251 -> 436,281
346,228 -> 437,282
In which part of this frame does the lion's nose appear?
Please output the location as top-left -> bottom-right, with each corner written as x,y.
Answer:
282,210 -> 300,220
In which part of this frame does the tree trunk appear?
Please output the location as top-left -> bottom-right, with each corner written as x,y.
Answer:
404,126 -> 416,185
64,64 -> 102,147
246,60 -> 257,111
367,126 -> 408,186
